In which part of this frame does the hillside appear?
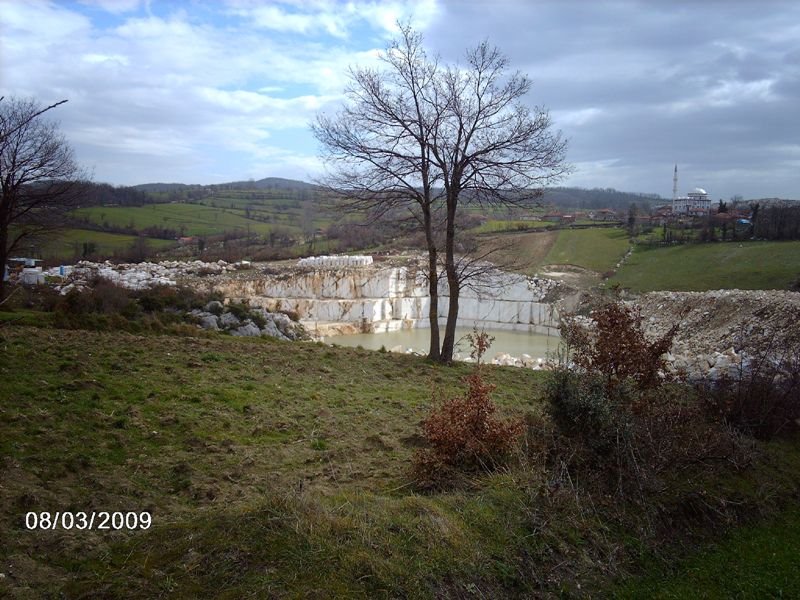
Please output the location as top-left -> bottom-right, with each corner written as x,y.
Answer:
612,240 -> 800,291
1,319 -> 799,597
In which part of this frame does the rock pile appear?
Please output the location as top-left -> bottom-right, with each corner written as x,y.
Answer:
297,255 -> 373,268
190,301 -> 307,341
50,260 -> 251,293
635,290 -> 800,380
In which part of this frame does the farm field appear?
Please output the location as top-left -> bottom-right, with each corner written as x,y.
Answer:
475,227 -> 628,277
542,227 -> 630,273
472,219 -> 553,234
475,229 -> 560,275
73,203 -> 287,237
38,228 -> 176,259
612,240 -> 800,291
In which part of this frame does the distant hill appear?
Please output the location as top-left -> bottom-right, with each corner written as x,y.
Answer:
129,178 -> 320,195
212,177 -> 320,191
130,182 -> 197,193
540,187 -> 663,211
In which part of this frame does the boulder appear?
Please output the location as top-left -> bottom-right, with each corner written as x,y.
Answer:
205,300 -> 224,315
260,320 -> 288,340
219,312 -> 240,328
231,321 -> 261,337
199,314 -> 219,330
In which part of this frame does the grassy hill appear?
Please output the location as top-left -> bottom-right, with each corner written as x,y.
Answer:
542,227 -> 630,272
612,240 -> 800,291
2,319 -> 800,597
39,228 -> 176,259
73,203 -> 281,237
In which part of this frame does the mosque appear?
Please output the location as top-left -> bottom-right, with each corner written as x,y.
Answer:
671,165 -> 711,215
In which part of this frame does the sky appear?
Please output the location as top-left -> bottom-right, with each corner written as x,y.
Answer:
1,0 -> 798,200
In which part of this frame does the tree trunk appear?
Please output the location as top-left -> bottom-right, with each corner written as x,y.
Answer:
440,199 -> 459,363
423,206 -> 441,361
0,226 -> 8,302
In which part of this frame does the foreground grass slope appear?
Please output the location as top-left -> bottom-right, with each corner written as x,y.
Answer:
616,507 -> 800,598
612,240 -> 800,291
2,323 -> 799,598
0,326 -> 548,597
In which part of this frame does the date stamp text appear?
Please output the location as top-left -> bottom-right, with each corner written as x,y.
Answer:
24,511 -> 152,531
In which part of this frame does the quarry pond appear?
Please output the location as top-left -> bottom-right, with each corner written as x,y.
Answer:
326,327 -> 561,364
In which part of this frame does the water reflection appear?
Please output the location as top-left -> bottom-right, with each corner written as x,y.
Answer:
326,326 -> 560,360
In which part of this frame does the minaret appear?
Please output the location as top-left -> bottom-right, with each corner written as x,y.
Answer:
672,164 -> 678,212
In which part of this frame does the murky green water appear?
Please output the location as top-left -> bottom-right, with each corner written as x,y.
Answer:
326,327 -> 560,359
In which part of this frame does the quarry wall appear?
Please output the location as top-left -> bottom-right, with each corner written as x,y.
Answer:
215,256 -> 560,337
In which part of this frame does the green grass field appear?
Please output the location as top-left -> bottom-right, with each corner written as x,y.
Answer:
615,507 -> 800,598
472,219 -> 553,234
74,203 -> 286,237
543,227 -> 630,272
612,240 -> 800,291
2,322 -> 800,597
38,228 -> 176,259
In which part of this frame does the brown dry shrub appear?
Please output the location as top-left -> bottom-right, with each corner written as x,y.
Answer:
412,332 -> 524,488
561,301 -> 678,391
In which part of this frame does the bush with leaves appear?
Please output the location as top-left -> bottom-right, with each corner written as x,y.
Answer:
548,301 -> 747,496
561,300 -> 678,391
413,331 -> 523,488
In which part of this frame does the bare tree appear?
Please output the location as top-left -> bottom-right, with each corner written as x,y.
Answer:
428,41 -> 569,361
1,97 -> 87,298
313,27 -> 569,363
312,25 -> 447,360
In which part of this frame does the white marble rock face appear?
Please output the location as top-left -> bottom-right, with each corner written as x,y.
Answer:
222,263 -> 560,335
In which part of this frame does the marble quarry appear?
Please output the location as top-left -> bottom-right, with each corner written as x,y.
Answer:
217,256 -> 560,337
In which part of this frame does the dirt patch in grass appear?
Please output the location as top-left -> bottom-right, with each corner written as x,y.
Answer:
476,229 -> 559,275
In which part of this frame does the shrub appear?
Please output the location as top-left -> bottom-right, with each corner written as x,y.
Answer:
546,369 -> 620,456
226,301 -> 250,321
249,310 -> 267,329
55,279 -> 133,316
136,285 -> 179,312
545,368 -> 747,496
697,337 -> 800,440
561,301 -> 678,391
412,332 -> 523,488
686,313 -> 800,440
548,302 -> 747,496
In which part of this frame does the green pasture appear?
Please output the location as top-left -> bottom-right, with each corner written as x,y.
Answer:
612,240 -> 800,291
473,219 -> 553,234
30,229 -> 175,260
615,505 -> 800,598
543,227 -> 630,272
73,203 -> 283,237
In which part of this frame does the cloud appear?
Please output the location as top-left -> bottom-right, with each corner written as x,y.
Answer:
1,0 -> 797,199
77,0 -> 147,14
223,0 -> 441,38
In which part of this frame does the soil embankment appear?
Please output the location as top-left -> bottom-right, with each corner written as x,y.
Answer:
636,289 -> 800,378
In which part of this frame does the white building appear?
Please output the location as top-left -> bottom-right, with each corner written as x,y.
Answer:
673,187 -> 711,215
